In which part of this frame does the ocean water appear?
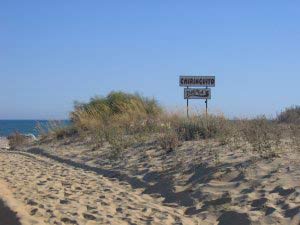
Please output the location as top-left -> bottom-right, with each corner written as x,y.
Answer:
0,120 -> 70,137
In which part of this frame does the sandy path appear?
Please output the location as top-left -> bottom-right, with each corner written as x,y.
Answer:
0,150 -> 201,225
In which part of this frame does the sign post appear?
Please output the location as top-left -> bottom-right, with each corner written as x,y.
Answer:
179,76 -> 215,118
205,99 -> 208,117
187,86 -> 189,118
205,86 -> 208,117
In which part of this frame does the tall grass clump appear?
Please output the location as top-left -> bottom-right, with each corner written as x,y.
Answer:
70,91 -> 163,155
71,92 -> 161,131
36,121 -> 76,141
157,113 -> 234,152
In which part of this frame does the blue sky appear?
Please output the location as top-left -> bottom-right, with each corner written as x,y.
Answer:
0,1 -> 299,119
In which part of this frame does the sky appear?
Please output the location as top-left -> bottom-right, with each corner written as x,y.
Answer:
0,1 -> 299,119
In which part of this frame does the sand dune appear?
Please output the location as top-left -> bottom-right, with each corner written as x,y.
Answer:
0,137 -> 299,224
31,137 -> 300,225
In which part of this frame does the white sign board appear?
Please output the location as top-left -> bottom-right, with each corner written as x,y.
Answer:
179,76 -> 215,87
184,88 -> 211,99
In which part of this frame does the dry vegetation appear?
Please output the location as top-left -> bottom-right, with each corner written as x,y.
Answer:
7,132 -> 28,149
277,105 -> 300,124
32,92 -> 300,159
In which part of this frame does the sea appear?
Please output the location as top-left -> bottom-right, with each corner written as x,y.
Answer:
0,120 -> 70,137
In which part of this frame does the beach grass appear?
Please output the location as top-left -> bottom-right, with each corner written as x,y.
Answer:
30,91 -> 300,159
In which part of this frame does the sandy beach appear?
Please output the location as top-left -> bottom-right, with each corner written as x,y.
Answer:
0,135 -> 299,225
0,138 -> 200,225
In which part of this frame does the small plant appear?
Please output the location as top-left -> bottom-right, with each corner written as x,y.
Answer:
53,126 -> 78,140
240,116 -> 281,158
35,121 -> 48,139
157,129 -> 180,152
104,126 -> 138,159
164,114 -> 231,141
229,125 -> 244,150
7,132 -> 27,149
290,124 -> 300,151
90,128 -> 106,148
35,120 -> 75,140
213,149 -> 221,165
217,120 -> 236,146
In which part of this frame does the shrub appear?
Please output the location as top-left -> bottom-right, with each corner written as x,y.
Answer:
53,126 -> 78,140
69,91 -> 163,152
277,105 -> 300,124
290,124 -> 300,151
240,116 -> 281,157
157,129 -> 180,152
36,121 -> 76,140
7,132 -> 28,149
71,91 -> 162,133
166,114 -> 232,141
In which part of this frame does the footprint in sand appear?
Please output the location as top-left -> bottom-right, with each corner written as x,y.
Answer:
116,207 -> 123,213
30,208 -> 38,216
83,213 -> 97,220
61,217 -> 78,224
59,199 -> 70,205
26,199 -> 38,206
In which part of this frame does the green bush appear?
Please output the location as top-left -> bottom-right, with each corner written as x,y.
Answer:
69,91 -> 163,156
70,91 -> 162,132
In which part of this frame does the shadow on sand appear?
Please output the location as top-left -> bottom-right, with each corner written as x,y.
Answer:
11,148 -> 253,218
0,199 -> 21,225
24,148 -> 196,207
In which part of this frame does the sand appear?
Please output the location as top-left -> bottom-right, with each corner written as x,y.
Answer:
0,137 -> 299,224
0,198 -> 22,225
0,137 -> 10,150
0,138 -> 199,224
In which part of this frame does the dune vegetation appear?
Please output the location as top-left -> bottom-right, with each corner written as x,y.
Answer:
22,91 -> 299,160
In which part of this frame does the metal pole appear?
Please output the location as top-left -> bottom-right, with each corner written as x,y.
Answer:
187,86 -> 189,118
187,98 -> 189,118
205,99 -> 208,117
205,86 -> 208,117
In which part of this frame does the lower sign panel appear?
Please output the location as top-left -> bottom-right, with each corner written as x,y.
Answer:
184,88 -> 211,99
